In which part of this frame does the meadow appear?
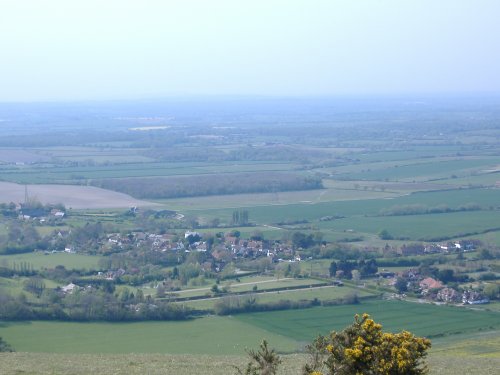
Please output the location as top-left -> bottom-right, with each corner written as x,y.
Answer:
0,317 -> 299,355
172,277 -> 328,299
318,210 -> 500,241
0,252 -> 102,271
185,187 -> 500,223
2,299 -> 498,355
182,187 -> 500,243
336,157 -> 500,182
234,299 -> 500,343
180,285 -> 376,310
0,160 -> 299,185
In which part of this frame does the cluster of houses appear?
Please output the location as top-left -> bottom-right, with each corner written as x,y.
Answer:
19,206 -> 66,222
436,287 -> 490,304
387,269 -> 489,305
395,240 -> 479,256
104,230 -> 296,263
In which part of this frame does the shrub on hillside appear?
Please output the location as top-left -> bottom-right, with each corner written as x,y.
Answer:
238,314 -> 431,375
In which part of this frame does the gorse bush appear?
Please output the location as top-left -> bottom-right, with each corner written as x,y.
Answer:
240,314 -> 431,375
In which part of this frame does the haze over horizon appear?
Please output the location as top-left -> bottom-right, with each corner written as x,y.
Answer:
1,0 -> 499,102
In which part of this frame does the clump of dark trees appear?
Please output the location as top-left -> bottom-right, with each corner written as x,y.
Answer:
329,259 -> 378,279
92,172 -> 323,199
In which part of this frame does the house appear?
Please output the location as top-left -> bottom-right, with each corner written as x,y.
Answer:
105,268 -> 126,280
400,244 -> 425,256
224,235 -> 239,246
185,231 -> 201,239
437,287 -> 460,303
424,244 -> 441,254
51,209 -> 65,218
61,283 -> 78,294
462,290 -> 489,305
419,277 -> 443,291
194,241 -> 207,252
377,271 -> 395,278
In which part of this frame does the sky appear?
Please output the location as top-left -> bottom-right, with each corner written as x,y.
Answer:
0,0 -> 499,101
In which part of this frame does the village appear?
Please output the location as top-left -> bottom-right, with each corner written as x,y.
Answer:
1,198 -> 497,322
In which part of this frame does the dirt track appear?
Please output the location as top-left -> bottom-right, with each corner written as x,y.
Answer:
0,181 -> 158,209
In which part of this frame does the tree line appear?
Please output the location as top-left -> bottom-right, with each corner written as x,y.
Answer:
0,285 -> 190,322
379,202 -> 482,216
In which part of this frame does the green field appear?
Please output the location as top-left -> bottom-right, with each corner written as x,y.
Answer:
184,187 -> 500,242
186,188 -> 500,224
154,187 -> 397,211
234,299 -> 500,343
0,252 -> 102,270
0,317 -> 298,355
181,285 -> 376,310
337,157 -> 500,182
2,299 -> 499,355
177,277 -> 327,298
318,210 -> 500,241
0,160 -> 298,184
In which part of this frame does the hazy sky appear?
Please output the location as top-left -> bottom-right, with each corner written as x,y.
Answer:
1,0 -> 499,101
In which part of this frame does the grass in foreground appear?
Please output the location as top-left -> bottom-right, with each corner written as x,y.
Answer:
1,342 -> 500,375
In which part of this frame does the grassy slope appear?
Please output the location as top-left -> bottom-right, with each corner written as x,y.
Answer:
1,333 -> 499,375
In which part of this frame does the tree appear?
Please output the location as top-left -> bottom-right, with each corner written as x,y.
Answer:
358,259 -> 378,277
236,340 -> 281,375
378,229 -> 393,240
0,336 -> 14,352
395,277 -> 408,294
250,230 -> 264,241
232,210 -> 249,225
156,284 -> 166,298
328,261 -> 337,278
23,277 -> 45,297
211,284 -> 220,295
230,230 -> 241,238
292,232 -> 314,249
479,248 -> 494,260
483,283 -> 500,300
303,314 -> 431,375
437,269 -> 455,284
351,270 -> 361,285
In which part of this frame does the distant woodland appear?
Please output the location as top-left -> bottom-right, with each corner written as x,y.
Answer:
92,172 -> 323,199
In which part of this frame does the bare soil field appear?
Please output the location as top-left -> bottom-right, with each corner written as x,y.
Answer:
0,149 -> 50,163
0,181 -> 158,209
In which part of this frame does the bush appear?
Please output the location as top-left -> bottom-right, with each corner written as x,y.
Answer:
0,337 -> 14,352
303,314 -> 431,375
239,314 -> 431,375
